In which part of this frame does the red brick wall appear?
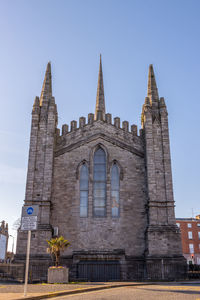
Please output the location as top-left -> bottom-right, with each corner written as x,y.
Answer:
176,220 -> 200,255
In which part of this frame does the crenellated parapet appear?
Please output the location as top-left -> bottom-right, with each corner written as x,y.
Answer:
62,124 -> 68,135
105,113 -> 111,124
58,113 -> 140,138
131,124 -> 137,136
114,117 -> 120,128
88,113 -> 94,124
122,121 -> 129,132
70,120 -> 77,131
55,111 -> 144,158
79,117 -> 86,128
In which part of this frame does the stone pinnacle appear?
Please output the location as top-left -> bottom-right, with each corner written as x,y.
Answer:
40,62 -> 52,105
147,64 -> 159,103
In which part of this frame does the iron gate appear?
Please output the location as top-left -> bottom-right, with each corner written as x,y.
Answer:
77,261 -> 120,281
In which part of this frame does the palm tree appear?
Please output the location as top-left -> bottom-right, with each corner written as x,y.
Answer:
47,236 -> 70,267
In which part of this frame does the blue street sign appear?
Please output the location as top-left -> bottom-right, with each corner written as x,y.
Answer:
21,205 -> 39,231
27,207 -> 34,215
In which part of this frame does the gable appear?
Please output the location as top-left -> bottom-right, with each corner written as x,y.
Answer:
55,120 -> 144,158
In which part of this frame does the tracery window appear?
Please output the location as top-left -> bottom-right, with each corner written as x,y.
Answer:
80,164 -> 89,217
111,163 -> 120,217
93,147 -> 106,217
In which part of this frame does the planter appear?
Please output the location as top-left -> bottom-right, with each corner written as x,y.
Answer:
48,266 -> 69,283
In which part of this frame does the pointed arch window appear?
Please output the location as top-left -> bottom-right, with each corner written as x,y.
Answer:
111,163 -> 120,217
93,147 -> 106,217
80,164 -> 89,217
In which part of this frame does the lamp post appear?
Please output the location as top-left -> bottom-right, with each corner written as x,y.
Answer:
9,235 -> 14,263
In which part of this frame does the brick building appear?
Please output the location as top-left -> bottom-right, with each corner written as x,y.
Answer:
176,216 -> 200,265
0,221 -> 8,262
15,57 -> 185,281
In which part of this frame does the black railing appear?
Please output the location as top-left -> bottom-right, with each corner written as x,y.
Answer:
0,261 -> 197,282
77,261 -> 120,282
0,263 -> 24,282
29,263 -> 51,283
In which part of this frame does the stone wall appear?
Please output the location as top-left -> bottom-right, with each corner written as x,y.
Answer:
15,62 -> 186,281
51,119 -> 147,257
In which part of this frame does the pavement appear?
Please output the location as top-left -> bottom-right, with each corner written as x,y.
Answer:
0,281 -> 199,300
0,282 -> 153,300
49,283 -> 200,300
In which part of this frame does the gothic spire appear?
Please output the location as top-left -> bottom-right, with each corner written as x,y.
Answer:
40,62 -> 52,105
95,54 -> 105,120
147,64 -> 159,104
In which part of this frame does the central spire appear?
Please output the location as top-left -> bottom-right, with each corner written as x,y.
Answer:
95,55 -> 105,120
147,64 -> 159,104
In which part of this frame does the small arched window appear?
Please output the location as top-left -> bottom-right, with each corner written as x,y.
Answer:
111,163 -> 120,217
93,147 -> 106,217
80,164 -> 89,217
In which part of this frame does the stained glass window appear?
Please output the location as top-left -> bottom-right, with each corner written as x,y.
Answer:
93,148 -> 106,217
111,164 -> 120,217
80,164 -> 88,217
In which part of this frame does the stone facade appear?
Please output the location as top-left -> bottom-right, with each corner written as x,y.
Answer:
15,58 -> 186,281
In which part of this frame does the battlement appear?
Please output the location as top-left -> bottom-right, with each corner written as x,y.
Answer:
58,113 -> 140,137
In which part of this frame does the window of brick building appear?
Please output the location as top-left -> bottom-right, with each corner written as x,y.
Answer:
198,232 -> 200,240
198,223 -> 200,227
188,232 -> 193,239
188,223 -> 192,228
189,244 -> 194,254
188,231 -> 193,240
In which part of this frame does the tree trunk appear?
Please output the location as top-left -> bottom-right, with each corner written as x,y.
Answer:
55,251 -> 60,267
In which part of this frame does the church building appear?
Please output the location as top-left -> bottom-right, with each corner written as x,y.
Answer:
16,57 -> 185,281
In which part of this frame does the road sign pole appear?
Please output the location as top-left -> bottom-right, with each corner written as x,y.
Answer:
21,205 -> 38,296
24,230 -> 31,297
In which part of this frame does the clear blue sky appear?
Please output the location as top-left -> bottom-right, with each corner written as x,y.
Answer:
0,0 -> 199,250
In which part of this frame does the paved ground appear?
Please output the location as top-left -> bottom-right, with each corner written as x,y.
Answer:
0,282 -> 144,300
0,282 -> 199,300
49,284 -> 200,300
0,282 -> 102,300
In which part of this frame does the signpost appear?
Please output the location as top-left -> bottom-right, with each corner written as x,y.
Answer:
21,205 -> 39,231
21,205 -> 39,297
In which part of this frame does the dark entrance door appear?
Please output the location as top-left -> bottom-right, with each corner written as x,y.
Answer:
77,261 -> 120,281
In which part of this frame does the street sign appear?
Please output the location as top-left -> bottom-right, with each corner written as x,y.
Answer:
21,205 -> 39,296
21,205 -> 39,231
21,216 -> 37,231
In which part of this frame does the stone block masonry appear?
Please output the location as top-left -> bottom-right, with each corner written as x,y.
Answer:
15,59 -> 186,281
